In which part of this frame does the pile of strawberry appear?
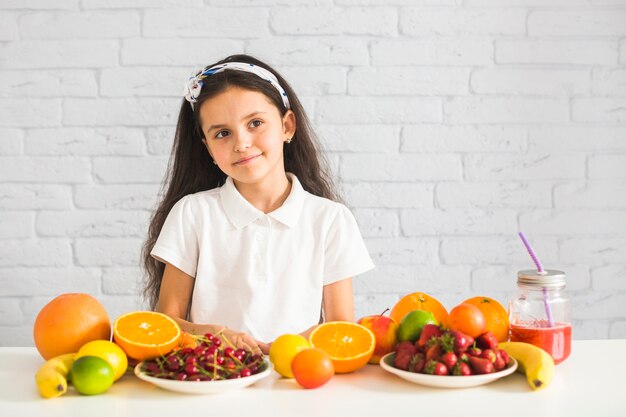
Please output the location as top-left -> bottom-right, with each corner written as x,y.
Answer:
393,324 -> 511,376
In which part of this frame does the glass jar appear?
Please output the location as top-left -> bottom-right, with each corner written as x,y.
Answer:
508,269 -> 572,364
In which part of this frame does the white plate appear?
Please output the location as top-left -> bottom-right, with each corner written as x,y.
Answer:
380,352 -> 518,389
134,358 -> 273,394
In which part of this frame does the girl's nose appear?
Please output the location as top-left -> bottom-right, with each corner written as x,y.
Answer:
233,131 -> 252,152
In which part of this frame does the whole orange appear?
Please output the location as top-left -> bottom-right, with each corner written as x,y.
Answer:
33,293 -> 111,360
463,296 -> 510,342
446,303 -> 487,339
390,292 -> 448,325
291,348 -> 334,389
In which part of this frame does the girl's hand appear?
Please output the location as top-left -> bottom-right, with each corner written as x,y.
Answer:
220,328 -> 267,356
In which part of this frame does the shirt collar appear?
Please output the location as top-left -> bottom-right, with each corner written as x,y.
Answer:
219,173 -> 305,230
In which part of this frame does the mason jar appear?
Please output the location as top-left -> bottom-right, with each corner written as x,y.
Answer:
508,269 -> 572,365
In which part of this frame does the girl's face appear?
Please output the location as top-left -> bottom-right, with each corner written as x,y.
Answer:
199,87 -> 296,189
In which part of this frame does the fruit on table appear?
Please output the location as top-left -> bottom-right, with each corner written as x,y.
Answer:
309,321 -> 375,373
76,340 -> 128,381
463,296 -> 510,343
141,333 -> 266,381
499,341 -> 555,390
35,353 -> 76,399
445,303 -> 487,339
69,356 -> 115,395
397,310 -> 438,343
113,311 -> 181,361
33,293 -> 111,360
269,334 -> 311,378
291,348 -> 334,389
391,328 -> 513,376
390,292 -> 448,325
356,309 -> 399,364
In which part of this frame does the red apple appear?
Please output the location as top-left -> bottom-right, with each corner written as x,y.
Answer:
357,309 -> 399,364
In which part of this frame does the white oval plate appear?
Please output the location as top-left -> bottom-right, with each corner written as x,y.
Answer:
380,352 -> 517,389
134,358 -> 272,394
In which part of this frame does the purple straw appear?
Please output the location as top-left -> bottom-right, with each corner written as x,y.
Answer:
517,232 -> 555,327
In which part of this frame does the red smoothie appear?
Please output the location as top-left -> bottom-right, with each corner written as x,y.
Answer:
509,321 -> 572,364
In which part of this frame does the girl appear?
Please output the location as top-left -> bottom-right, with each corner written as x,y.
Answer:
142,54 -> 374,355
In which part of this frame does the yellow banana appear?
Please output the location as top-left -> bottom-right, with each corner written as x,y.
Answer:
499,342 -> 555,390
35,353 -> 76,399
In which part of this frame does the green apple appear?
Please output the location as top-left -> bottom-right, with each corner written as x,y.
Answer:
397,310 -> 438,343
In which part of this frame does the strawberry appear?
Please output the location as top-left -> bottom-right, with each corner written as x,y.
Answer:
396,341 -> 416,354
425,342 -> 443,362
394,351 -> 413,371
452,362 -> 472,376
424,360 -> 448,376
458,352 -> 470,363
476,331 -> 499,350
480,348 -> 497,364
499,348 -> 510,366
394,341 -> 417,370
440,351 -> 458,371
494,350 -> 506,371
448,330 -> 474,353
467,346 -> 482,357
416,324 -> 443,350
409,353 -> 426,374
468,356 -> 495,374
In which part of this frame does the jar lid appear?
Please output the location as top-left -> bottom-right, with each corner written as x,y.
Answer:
517,269 -> 566,289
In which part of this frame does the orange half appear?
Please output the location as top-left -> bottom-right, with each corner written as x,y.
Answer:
309,321 -> 375,373
113,311 -> 181,361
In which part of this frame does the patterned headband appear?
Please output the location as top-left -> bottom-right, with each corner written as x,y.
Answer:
182,62 -> 291,111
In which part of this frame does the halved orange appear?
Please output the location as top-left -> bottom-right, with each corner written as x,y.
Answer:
390,292 -> 448,325
309,321 -> 375,373
112,311 -> 181,361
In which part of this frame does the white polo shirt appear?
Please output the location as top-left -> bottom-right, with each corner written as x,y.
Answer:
151,173 -> 374,342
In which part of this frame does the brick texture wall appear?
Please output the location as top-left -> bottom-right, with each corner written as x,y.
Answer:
1,0 -> 625,345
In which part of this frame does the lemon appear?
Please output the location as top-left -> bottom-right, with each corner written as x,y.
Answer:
70,356 -> 115,395
76,340 -> 128,381
269,334 -> 311,378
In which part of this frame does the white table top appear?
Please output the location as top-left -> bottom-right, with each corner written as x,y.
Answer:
1,340 -> 624,417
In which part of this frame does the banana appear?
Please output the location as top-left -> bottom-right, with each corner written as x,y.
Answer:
499,342 -> 555,391
35,353 -> 76,399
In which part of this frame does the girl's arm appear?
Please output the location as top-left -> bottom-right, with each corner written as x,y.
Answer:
297,278 -> 355,340
156,262 -> 269,355
322,277 -> 355,322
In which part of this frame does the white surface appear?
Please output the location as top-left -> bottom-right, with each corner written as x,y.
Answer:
379,353 -> 518,388
133,359 -> 273,394
1,340 -> 625,417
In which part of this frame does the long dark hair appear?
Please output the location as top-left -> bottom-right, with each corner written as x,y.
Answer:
142,54 -> 340,310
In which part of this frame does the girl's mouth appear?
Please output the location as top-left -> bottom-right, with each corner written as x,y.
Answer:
234,154 -> 262,165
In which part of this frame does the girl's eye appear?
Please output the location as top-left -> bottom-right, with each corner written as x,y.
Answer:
250,119 -> 262,128
215,130 -> 229,139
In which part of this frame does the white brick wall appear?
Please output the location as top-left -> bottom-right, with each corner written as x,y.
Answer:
1,0 -> 625,346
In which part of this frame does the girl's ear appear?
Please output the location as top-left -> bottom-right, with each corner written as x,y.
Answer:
282,110 -> 296,140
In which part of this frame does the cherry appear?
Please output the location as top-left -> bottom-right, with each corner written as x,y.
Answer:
239,368 -> 252,377
185,364 -> 198,375
224,347 -> 235,358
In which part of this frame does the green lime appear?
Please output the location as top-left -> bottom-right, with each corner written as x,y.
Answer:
70,356 -> 115,395
397,310 -> 438,342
